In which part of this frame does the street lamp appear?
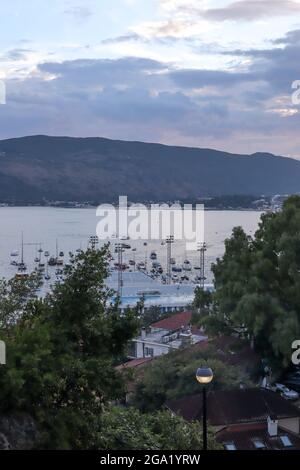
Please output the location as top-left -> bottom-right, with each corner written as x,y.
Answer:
196,367 -> 213,451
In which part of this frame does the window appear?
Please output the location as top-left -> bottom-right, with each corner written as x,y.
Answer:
252,438 -> 266,449
145,347 -> 154,357
280,435 -> 292,447
224,442 -> 237,451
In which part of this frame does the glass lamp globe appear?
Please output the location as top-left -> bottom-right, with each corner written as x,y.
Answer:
196,367 -> 213,384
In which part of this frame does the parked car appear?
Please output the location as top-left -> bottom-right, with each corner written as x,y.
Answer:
282,375 -> 300,392
275,383 -> 299,400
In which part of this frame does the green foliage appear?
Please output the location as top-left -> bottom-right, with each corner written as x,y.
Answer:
97,406 -> 220,450
0,247 -> 139,449
0,272 -> 42,330
212,196 -> 300,367
192,287 -> 230,336
132,345 -> 252,412
193,287 -> 213,313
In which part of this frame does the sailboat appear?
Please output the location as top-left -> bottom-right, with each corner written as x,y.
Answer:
37,243 -> 45,271
44,261 -> 51,281
10,250 -> 19,257
16,232 -> 28,278
56,240 -> 64,265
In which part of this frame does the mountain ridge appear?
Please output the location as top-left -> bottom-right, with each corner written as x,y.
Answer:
0,135 -> 299,203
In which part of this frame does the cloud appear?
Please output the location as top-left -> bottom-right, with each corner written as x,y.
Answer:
1,32 -> 300,157
273,28 -> 300,45
169,68 -> 259,88
0,48 -> 34,62
202,0 -> 300,22
63,5 -> 93,20
101,33 -> 145,45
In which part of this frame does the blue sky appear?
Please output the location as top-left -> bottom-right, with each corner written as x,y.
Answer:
1,0 -> 300,156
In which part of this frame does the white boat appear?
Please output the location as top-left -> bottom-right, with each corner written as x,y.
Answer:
17,233 -> 27,273
10,250 -> 19,257
17,262 -> 27,272
38,263 -> 45,271
172,265 -> 182,273
137,261 -> 146,271
182,260 -> 192,271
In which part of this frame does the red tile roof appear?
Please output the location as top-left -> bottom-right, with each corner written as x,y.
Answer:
151,311 -> 192,331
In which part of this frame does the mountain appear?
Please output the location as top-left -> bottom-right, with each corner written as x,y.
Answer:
0,135 -> 300,203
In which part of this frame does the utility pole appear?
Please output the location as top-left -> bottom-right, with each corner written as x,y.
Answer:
197,242 -> 207,289
166,235 -> 174,284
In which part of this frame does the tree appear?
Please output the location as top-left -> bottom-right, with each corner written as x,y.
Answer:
0,247 -> 139,449
0,272 -> 42,331
132,346 -> 253,412
193,287 -> 213,315
212,196 -> 300,367
97,406 -> 220,450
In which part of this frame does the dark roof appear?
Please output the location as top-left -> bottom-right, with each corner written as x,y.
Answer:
217,423 -> 300,450
151,311 -> 192,331
166,389 -> 300,426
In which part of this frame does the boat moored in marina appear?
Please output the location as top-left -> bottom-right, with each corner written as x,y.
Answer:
48,257 -> 57,266
172,265 -> 182,273
182,260 -> 192,271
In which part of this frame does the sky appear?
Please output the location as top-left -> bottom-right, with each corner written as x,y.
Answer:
0,0 -> 300,157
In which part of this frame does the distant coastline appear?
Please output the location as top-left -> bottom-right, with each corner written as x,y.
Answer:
0,194 -> 273,212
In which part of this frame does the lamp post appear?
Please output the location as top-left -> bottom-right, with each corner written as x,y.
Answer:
196,367 -> 213,451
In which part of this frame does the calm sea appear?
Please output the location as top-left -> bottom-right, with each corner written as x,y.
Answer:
0,207 -> 262,282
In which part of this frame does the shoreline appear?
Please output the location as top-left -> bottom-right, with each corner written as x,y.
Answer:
0,204 -> 264,212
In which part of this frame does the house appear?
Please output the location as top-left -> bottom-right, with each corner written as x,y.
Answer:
166,388 -> 300,450
130,311 -> 207,359
115,357 -> 154,403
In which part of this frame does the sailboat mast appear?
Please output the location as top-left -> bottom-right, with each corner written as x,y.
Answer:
21,232 -> 24,264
